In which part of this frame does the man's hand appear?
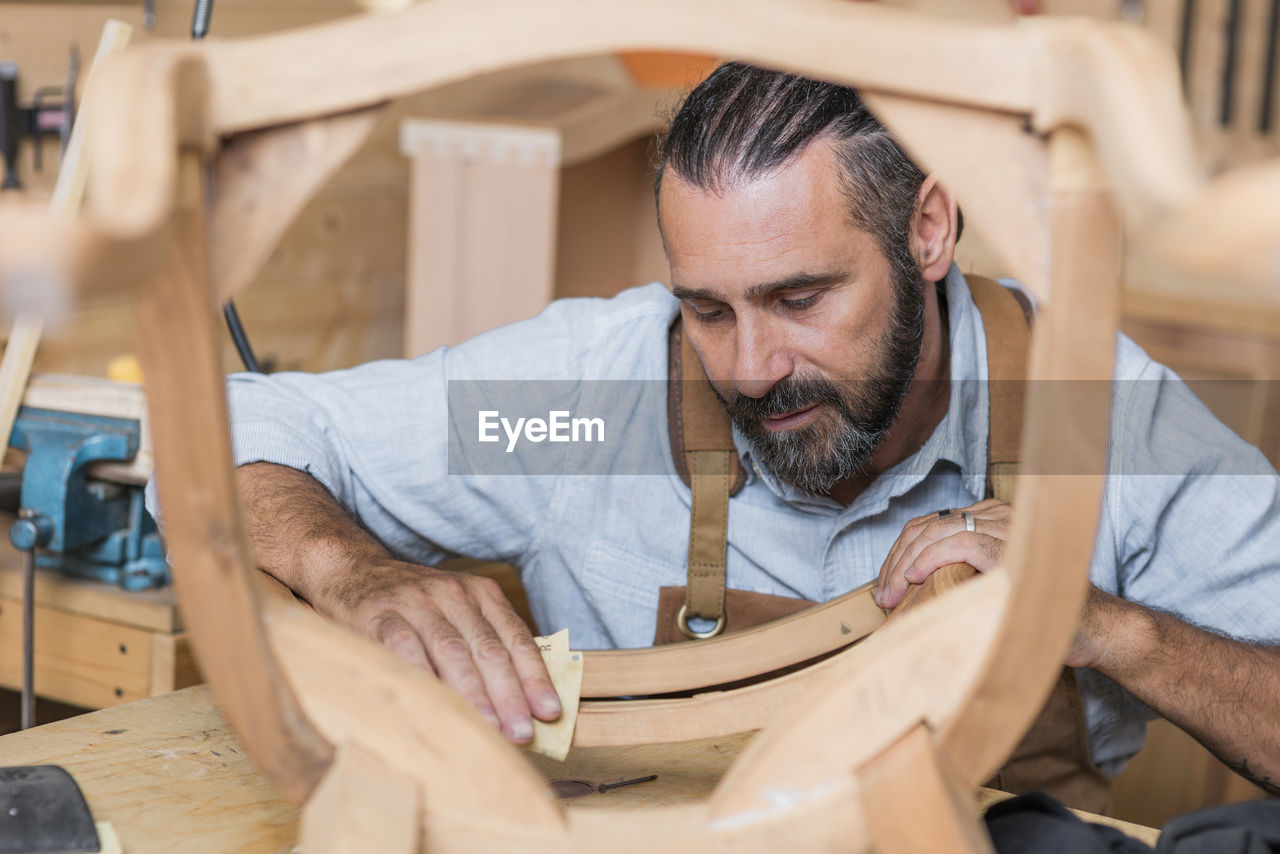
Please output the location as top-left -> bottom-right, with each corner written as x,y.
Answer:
324,559 -> 563,744
237,462 -> 561,745
874,498 -> 1011,609
876,495 -> 1280,794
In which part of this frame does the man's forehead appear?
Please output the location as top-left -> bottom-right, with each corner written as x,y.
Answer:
659,144 -> 878,299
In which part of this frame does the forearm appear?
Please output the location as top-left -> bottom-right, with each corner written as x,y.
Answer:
235,461 -> 560,740
235,461 -> 390,610
1081,591 -> 1280,794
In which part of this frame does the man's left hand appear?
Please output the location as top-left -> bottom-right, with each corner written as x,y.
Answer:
876,498 -> 1121,669
874,498 -> 1011,609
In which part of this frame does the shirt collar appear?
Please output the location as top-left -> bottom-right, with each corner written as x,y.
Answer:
735,264 -> 990,513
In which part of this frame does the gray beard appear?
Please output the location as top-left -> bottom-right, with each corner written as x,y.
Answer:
717,271 -> 927,495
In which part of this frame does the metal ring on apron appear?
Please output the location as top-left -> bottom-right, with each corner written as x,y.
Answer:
676,602 -> 727,640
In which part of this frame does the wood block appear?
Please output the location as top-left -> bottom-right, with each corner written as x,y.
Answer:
401,118 -> 560,354
861,724 -> 996,854
149,632 -> 201,695
300,743 -> 420,854
0,598 -> 154,707
0,554 -> 181,634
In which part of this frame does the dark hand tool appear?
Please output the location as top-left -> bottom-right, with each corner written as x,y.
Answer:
550,775 -> 659,799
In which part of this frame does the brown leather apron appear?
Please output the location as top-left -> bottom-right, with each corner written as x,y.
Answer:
654,275 -> 1110,814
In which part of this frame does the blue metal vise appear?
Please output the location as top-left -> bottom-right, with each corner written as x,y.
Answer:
7,406 -> 168,591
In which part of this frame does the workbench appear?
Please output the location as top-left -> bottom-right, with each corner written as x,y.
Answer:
0,533 -> 199,712
0,686 -> 1159,852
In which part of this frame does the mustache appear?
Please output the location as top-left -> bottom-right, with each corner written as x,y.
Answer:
719,374 -> 850,423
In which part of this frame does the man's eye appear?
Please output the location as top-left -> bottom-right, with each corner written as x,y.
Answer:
780,293 -> 820,311
690,304 -> 726,322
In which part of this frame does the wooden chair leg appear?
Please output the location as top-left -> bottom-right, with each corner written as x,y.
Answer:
860,723 -> 995,854
300,743 -> 420,854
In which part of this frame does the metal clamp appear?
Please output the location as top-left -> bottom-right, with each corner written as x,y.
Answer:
676,603 -> 726,640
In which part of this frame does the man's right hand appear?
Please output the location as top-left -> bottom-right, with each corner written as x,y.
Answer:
236,462 -> 561,745
323,559 -> 562,743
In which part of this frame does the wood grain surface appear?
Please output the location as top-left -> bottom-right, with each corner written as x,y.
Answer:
0,687 -> 1158,851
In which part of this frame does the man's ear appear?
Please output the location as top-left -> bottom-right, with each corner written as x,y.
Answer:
911,176 -> 958,282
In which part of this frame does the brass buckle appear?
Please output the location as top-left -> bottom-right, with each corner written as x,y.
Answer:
676,603 -> 726,640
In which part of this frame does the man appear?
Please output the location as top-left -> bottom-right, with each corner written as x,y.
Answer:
223,64 -> 1280,797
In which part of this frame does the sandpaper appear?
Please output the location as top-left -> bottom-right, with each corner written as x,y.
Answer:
525,629 -> 583,761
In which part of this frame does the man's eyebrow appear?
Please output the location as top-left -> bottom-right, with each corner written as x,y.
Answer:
671,272 -> 847,304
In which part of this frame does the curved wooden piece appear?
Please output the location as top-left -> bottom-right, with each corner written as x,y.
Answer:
1024,17 -> 1203,231
84,47 -> 212,240
83,0 -> 1205,247
262,593 -> 566,832
881,563 -> 977,628
580,581 -> 884,698
1137,158 -> 1280,290
41,0 -> 1190,836
213,106 -> 383,304
862,95 -> 1052,302
572,567 -> 968,743
576,646 -> 851,748
710,570 -> 1012,821
0,205 -> 162,316
134,153 -> 334,802
941,129 -> 1120,782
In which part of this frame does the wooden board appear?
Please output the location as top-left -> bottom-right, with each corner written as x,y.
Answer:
0,597 -> 155,708
0,685 -> 1156,854
0,546 -> 180,634
0,686 -> 299,854
149,631 -> 201,695
0,524 -> 198,708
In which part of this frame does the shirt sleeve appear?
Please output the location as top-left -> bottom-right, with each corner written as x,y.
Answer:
1100,333 -> 1280,641
218,296 -> 621,568
1081,333 -> 1280,773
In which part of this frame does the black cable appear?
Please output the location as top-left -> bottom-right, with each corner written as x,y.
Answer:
1220,0 -> 1243,127
190,0 -> 263,373
1179,0 -> 1197,96
223,302 -> 263,374
1261,0 -> 1280,133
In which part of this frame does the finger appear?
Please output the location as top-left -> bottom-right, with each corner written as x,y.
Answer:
460,617 -> 538,745
965,498 -> 1010,519
879,514 -> 962,606
910,533 -> 1004,584
470,576 -> 560,718
421,575 -> 539,743
896,516 -> 981,585
480,597 -> 563,722
368,610 -> 435,673
432,577 -> 541,742
416,613 -> 507,734
877,512 -> 942,600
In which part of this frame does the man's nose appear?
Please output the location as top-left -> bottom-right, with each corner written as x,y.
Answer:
733,319 -> 792,399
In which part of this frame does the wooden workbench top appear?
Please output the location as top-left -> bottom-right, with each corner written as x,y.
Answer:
0,686 -> 1158,851
0,686 -> 297,854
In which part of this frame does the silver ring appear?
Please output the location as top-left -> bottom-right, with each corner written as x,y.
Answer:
962,511 -> 976,533
937,509 -> 953,518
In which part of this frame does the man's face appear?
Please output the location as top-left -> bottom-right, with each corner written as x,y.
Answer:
659,140 -> 925,494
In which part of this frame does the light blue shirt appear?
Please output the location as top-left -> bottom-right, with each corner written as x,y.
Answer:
220,266 -> 1280,775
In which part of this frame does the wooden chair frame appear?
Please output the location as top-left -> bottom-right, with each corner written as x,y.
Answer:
4,1 -> 1272,850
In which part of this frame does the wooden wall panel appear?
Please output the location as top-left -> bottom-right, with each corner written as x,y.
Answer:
1,1 -> 410,377
555,137 -> 668,301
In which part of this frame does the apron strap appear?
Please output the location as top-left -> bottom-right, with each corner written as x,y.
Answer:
667,319 -> 745,637
965,274 -> 1032,503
